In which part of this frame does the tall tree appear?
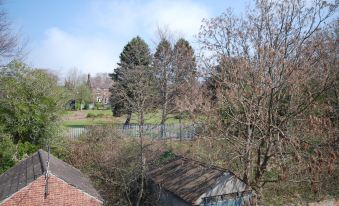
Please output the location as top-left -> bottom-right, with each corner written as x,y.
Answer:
154,38 -> 174,125
173,38 -> 196,86
172,38 -> 198,121
198,0 -> 338,200
111,36 -> 152,125
110,37 -> 156,206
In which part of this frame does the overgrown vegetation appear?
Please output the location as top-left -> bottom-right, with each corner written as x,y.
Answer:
66,126 -> 164,206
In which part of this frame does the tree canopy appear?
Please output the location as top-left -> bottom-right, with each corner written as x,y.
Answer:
110,36 -> 153,124
0,60 -> 67,145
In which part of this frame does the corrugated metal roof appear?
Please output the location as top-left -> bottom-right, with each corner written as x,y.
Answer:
147,156 -> 229,204
0,149 -> 102,203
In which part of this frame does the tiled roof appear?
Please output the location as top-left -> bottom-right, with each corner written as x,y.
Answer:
0,149 -> 102,202
147,156 -> 230,204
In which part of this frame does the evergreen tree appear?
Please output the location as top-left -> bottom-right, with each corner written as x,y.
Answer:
154,38 -> 174,125
172,38 -> 197,121
173,38 -> 196,85
110,36 -> 152,125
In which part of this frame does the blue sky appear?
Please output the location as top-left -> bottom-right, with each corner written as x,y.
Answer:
4,0 -> 247,76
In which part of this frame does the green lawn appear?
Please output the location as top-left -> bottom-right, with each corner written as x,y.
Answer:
62,119 -> 114,127
62,109 -> 191,128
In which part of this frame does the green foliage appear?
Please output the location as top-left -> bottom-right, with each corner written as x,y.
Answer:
0,132 -> 40,174
155,38 -> 172,59
0,60 -> 67,146
95,102 -> 103,110
173,38 -> 197,84
17,141 -> 38,159
86,112 -> 104,118
118,36 -> 152,67
158,150 -> 175,162
76,84 -> 92,105
86,112 -> 96,118
0,133 -> 16,174
111,36 -> 153,118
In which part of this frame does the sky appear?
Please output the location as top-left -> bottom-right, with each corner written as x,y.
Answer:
3,0 -> 247,77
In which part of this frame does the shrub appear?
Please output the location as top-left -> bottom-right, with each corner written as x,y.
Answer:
96,113 -> 104,118
0,133 -> 16,174
66,126 -> 162,205
86,112 -> 96,118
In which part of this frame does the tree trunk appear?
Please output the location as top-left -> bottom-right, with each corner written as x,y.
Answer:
140,110 -> 144,126
160,103 -> 167,138
136,113 -> 145,206
179,113 -> 182,141
124,111 -> 132,126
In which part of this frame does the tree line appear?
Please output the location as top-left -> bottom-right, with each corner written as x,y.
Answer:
110,35 -> 197,127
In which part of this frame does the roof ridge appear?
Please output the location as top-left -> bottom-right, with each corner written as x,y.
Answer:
38,149 -> 47,173
0,150 -> 40,179
37,149 -> 85,174
175,155 -> 229,173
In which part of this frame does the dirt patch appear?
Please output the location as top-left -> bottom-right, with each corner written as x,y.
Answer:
63,111 -> 87,120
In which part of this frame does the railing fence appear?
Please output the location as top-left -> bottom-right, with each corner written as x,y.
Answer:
67,124 -> 197,140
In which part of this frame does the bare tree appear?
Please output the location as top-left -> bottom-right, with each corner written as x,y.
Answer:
111,65 -> 157,205
64,68 -> 92,109
198,0 -> 338,199
64,67 -> 87,90
0,4 -> 24,64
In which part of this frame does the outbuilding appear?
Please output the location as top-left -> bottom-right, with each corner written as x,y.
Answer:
148,155 -> 255,206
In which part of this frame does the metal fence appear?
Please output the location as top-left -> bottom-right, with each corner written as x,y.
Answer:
67,124 -> 197,139
67,127 -> 87,139
116,124 -> 197,139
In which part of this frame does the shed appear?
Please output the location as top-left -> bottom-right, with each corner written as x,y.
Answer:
147,155 -> 255,206
0,149 -> 103,206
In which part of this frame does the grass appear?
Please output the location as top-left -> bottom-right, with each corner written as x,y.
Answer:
62,119 -> 113,127
62,109 -> 191,128
62,109 -> 114,127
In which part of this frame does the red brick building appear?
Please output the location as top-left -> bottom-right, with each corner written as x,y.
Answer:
0,150 -> 103,206
87,73 -> 113,105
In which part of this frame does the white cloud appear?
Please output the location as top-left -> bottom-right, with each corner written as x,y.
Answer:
30,27 -> 117,75
88,0 -> 211,41
28,0 -> 211,76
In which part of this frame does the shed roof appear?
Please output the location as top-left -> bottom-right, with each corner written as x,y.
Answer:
0,149 -> 102,203
147,155 -> 246,204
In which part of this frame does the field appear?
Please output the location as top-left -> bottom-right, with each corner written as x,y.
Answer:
62,109 -> 190,128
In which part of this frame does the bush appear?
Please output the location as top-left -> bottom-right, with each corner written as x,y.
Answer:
95,102 -> 103,110
0,134 -> 39,174
0,133 -> 16,174
86,112 -> 105,118
66,126 -> 162,205
86,112 -> 96,118
17,141 -> 38,159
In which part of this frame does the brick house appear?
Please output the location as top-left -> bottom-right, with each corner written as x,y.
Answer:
87,73 -> 113,106
0,149 -> 103,206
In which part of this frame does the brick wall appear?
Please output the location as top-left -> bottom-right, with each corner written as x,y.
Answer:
1,174 -> 102,206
